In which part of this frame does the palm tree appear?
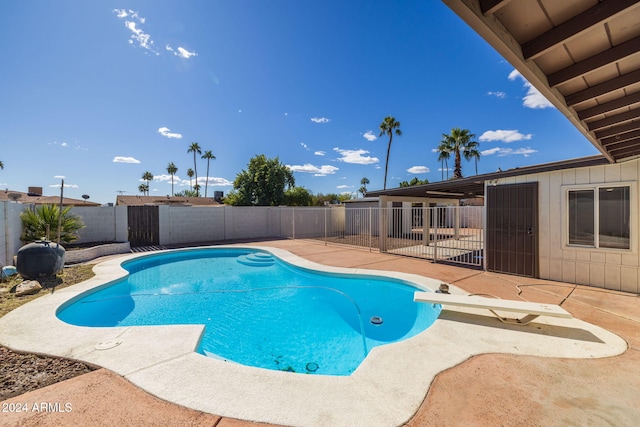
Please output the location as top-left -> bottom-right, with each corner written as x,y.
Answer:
438,128 -> 479,179
436,141 -> 451,180
464,142 -> 481,175
20,204 -> 84,243
166,162 -> 178,196
0,160 -> 4,170
360,177 -> 369,190
378,116 -> 402,190
187,142 -> 202,196
187,168 -> 195,190
138,183 -> 149,195
142,171 -> 153,195
360,177 -> 370,197
201,150 -> 216,197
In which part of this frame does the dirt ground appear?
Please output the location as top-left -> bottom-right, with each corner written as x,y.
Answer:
0,346 -> 93,401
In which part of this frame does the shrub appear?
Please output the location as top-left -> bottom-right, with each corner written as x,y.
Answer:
20,204 -> 85,244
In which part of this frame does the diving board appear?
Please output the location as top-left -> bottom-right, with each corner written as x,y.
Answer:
414,292 -> 572,325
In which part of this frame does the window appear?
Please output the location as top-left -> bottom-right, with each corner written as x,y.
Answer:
567,185 -> 630,249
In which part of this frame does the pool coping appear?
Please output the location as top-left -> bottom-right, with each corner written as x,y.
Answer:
0,245 -> 628,427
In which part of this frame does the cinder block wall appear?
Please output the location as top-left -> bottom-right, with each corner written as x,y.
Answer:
73,206 -> 128,243
1,202 -> 24,266
159,206 -> 225,245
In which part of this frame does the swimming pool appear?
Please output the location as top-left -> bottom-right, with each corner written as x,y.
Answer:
57,248 -> 441,375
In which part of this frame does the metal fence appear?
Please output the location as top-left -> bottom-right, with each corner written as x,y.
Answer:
288,206 -> 484,268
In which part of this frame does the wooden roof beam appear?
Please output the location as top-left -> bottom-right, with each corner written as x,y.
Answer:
578,92 -> 640,120
607,141 -> 640,157
548,36 -> 640,87
587,109 -> 640,131
602,129 -> 640,146
566,69 -> 640,106
594,120 -> 640,139
522,0 -> 639,61
479,0 -> 511,15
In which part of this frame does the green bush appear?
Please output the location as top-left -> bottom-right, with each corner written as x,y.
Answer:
20,204 -> 85,244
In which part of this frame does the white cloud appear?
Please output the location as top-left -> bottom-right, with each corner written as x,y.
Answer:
311,117 -> 330,123
337,185 -> 352,189
479,129 -> 532,143
158,127 -> 183,139
114,9 -> 158,55
53,175 -> 66,179
49,141 -> 69,148
508,70 -> 554,109
197,177 -> 233,186
286,164 -> 339,176
333,148 -> 379,165
480,147 -> 501,156
300,142 -> 309,149
438,167 -> 452,172
363,131 -> 377,142
175,176 -> 232,187
166,44 -> 197,59
153,174 -> 173,182
50,183 -> 78,189
407,166 -> 430,174
113,9 -> 128,18
481,147 -> 537,157
487,91 -> 506,99
113,156 -> 141,164
314,151 -> 326,156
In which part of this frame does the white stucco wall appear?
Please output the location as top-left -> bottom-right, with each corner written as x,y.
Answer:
494,158 -> 640,294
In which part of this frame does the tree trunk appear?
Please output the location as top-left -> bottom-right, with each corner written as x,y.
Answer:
384,134 -> 393,189
454,149 -> 463,179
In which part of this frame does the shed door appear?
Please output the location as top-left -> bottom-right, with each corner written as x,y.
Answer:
486,183 -> 538,277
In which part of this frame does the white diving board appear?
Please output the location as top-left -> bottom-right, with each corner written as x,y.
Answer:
414,292 -> 572,325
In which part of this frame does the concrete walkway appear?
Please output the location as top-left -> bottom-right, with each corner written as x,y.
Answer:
2,239 -> 639,426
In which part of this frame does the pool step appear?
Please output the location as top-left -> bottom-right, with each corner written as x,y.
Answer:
236,252 -> 275,267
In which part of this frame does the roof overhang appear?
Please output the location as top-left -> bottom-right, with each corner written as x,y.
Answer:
443,0 -> 640,163
367,155 -> 608,199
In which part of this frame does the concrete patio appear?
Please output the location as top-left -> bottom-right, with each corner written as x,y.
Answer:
2,239 -> 639,426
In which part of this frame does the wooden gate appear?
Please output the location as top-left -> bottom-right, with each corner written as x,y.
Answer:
486,183 -> 538,277
127,206 -> 159,247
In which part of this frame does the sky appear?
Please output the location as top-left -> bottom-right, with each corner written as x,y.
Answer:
0,0 -> 600,205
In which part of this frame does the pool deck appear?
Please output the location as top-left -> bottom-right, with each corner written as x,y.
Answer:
2,239 -> 640,426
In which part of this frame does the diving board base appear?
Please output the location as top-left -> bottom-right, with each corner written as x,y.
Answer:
414,292 -> 572,326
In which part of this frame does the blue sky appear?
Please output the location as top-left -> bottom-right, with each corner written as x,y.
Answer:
0,1 -> 599,205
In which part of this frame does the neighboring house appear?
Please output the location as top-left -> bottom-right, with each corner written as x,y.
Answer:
116,195 -> 221,207
0,187 -> 100,207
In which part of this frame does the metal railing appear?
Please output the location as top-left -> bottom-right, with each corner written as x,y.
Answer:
288,206 -> 484,268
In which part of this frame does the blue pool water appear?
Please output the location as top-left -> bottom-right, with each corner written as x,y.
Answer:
57,248 -> 441,376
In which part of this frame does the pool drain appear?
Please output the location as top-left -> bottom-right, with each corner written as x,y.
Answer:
370,316 -> 383,325
306,362 -> 319,372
